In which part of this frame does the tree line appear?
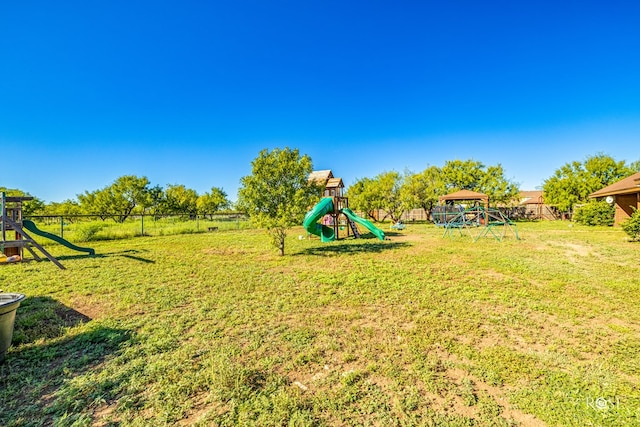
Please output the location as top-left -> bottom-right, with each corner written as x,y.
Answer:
346,153 -> 640,223
1,176 -> 232,222
2,150 -> 638,255
347,159 -> 520,223
236,149 -> 639,255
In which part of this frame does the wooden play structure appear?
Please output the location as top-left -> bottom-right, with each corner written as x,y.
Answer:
305,170 -> 385,241
1,192 -> 65,269
307,170 -> 355,239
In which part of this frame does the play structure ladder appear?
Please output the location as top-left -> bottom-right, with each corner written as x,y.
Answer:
346,216 -> 361,238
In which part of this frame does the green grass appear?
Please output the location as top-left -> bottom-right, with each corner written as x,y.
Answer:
1,221 -> 639,426
28,215 -> 251,242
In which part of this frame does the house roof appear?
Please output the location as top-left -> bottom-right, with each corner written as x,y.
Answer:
439,189 -> 488,202
519,190 -> 544,205
589,172 -> 640,198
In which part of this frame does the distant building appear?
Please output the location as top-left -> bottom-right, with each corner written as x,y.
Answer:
589,172 -> 640,226
517,191 -> 558,220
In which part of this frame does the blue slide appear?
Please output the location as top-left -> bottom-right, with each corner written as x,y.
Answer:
303,198 -> 385,242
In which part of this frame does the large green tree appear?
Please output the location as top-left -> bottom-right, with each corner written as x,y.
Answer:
345,177 -> 377,221
78,175 -> 152,222
347,171 -> 409,222
543,154 -> 638,213
197,187 -> 231,218
400,166 -> 445,219
145,185 -> 166,217
440,159 -> 519,204
237,148 -> 319,256
164,184 -> 199,216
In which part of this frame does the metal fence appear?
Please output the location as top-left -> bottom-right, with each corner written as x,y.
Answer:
25,213 -> 251,242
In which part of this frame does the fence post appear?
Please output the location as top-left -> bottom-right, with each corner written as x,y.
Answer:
141,214 -> 145,236
60,216 -> 64,238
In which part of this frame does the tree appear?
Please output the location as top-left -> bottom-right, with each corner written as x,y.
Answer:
45,199 -> 83,217
543,154 -> 637,213
237,148 -> 318,256
0,187 -> 46,216
441,159 -> 486,192
400,166 -> 445,219
197,187 -> 231,218
479,164 -> 520,205
164,184 -> 199,216
441,159 -> 519,204
347,171 -> 409,223
78,175 -> 152,222
146,185 -> 166,217
345,177 -> 378,221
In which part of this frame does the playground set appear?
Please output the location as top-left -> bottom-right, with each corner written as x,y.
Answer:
1,192 -> 94,269
303,170 -> 385,242
432,190 -> 519,242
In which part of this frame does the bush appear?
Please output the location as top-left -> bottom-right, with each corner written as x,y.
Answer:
75,223 -> 104,241
573,200 -> 615,226
621,208 -> 640,241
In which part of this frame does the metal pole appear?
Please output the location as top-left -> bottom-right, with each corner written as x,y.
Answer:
0,191 -> 7,249
1,192 -> 6,243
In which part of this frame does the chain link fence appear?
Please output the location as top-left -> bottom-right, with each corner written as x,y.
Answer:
25,213 -> 251,242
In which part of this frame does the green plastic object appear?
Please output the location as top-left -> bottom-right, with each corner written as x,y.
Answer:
341,208 -> 385,241
303,198 -> 336,242
22,220 -> 95,255
302,198 -> 385,242
0,293 -> 25,362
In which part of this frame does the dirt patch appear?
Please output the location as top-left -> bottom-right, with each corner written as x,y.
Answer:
93,403 -> 119,426
434,347 -> 548,426
202,247 -> 249,256
563,243 -> 592,257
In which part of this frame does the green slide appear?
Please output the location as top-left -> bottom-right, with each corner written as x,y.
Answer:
303,198 -> 336,242
22,220 -> 95,255
341,208 -> 385,241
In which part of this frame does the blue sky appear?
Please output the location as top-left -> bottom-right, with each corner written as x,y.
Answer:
1,1 -> 639,203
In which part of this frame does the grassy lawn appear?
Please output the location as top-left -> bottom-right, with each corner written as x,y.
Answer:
1,221 -> 639,426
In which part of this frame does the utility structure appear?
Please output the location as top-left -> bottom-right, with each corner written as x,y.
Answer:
432,190 -> 519,242
1,192 -> 65,269
304,170 -> 385,242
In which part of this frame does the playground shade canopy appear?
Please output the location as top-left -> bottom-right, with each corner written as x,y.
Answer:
438,190 -> 489,205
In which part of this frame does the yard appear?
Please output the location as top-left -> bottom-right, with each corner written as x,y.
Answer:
1,221 -> 638,426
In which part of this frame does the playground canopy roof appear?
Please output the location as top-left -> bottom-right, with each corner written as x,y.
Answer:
439,190 -> 489,204
589,172 -> 640,198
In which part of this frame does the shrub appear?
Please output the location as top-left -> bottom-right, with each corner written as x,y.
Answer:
75,223 -> 104,241
621,208 -> 640,241
573,200 -> 614,226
